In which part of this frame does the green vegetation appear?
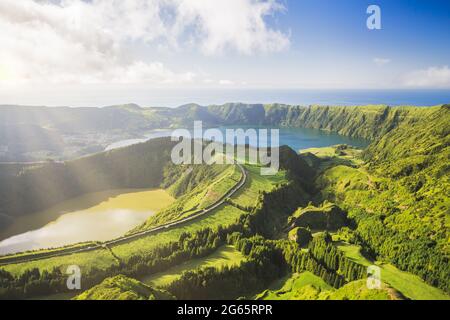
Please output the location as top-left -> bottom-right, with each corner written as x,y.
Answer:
0,155 -> 287,287
166,235 -> 287,299
281,233 -> 367,288
288,227 -> 312,246
300,144 -> 364,172
0,242 -> 96,263
336,243 -> 449,300
74,275 -> 175,300
326,279 -> 394,300
1,248 -> 119,276
133,164 -> 241,231
230,164 -> 287,208
255,272 -> 332,300
207,103 -> 437,141
1,104 -> 449,300
142,245 -> 245,288
0,172 -> 301,298
288,202 -> 349,231
377,263 -> 449,300
1,204 -> 247,277
0,222 -> 248,299
316,107 -> 449,293
112,205 -> 247,260
255,272 -> 394,300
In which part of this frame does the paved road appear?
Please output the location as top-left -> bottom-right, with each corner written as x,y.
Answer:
0,164 -> 247,266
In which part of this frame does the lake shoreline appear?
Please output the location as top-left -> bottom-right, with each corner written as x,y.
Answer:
0,189 -> 174,256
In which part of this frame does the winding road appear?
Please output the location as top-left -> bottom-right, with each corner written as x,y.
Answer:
0,164 -> 247,266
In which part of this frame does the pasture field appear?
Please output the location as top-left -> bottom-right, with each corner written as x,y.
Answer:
2,248 -> 118,275
141,245 -> 245,288
177,165 -> 242,218
377,263 -> 450,300
255,272 -> 332,300
256,272 -> 394,300
111,204 -> 246,259
232,164 -> 287,208
135,165 -> 244,230
197,165 -> 242,209
300,147 -> 338,158
336,243 -> 449,300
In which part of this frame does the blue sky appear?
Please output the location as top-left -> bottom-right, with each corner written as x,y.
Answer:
283,0 -> 450,75
0,0 -> 449,106
203,0 -> 450,89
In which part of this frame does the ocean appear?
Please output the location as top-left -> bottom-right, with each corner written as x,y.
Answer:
3,89 -> 448,108
131,89 -> 450,108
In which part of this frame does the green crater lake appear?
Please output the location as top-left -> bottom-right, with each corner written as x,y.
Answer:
0,189 -> 174,255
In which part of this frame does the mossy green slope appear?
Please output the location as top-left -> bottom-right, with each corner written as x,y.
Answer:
133,164 -> 241,231
316,106 -> 450,293
325,279 -> 394,300
255,272 -> 395,300
335,242 -> 449,300
74,275 -> 175,300
142,245 -> 245,288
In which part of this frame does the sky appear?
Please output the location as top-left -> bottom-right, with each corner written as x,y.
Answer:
0,0 -> 449,107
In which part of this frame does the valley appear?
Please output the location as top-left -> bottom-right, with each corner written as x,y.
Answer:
2,0 -> 448,305
0,103 -> 448,301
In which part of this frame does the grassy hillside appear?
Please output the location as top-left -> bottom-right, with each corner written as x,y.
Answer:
315,106 -> 449,293
255,272 -> 332,300
265,105 -> 434,140
318,162 -> 449,293
326,279 -> 396,300
0,104 -> 448,300
231,164 -> 288,208
142,245 -> 245,288
336,243 -> 449,300
133,164 -> 241,231
111,205 -> 247,260
74,275 -> 175,300
255,272 -> 395,300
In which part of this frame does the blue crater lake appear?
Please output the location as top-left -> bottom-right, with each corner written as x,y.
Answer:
106,126 -> 370,152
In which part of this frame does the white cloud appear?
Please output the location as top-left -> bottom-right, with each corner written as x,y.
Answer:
403,66 -> 450,88
174,0 -> 289,55
219,80 -> 235,86
0,0 -> 288,85
373,57 -> 391,67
